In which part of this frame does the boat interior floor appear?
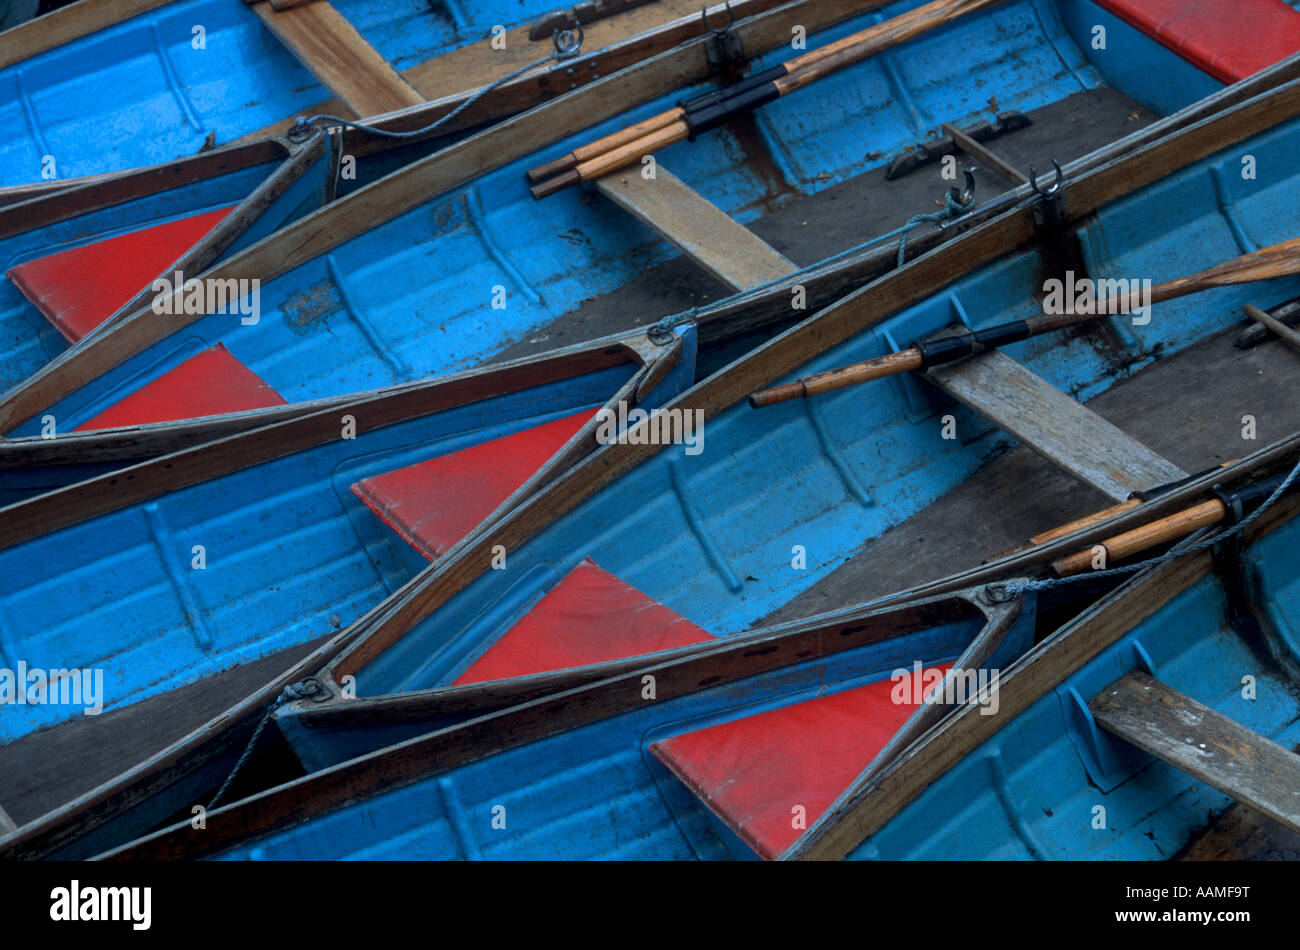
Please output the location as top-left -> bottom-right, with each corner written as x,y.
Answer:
760,317 -> 1300,625
0,636 -> 330,827
488,85 -> 1160,363
1178,801 -> 1300,861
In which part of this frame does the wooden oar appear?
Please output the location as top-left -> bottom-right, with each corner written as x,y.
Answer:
1051,471 -> 1287,576
1245,302 -> 1300,353
528,0 -> 1008,196
988,460 -> 1238,560
749,235 -> 1300,408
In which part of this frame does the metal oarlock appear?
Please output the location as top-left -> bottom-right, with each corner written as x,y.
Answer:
701,1 -> 734,34
1029,157 -> 1068,232
950,166 -> 977,208
1029,158 -> 1065,197
702,1 -> 745,69
552,23 -> 585,58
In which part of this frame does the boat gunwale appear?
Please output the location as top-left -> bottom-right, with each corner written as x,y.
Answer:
0,327 -> 673,548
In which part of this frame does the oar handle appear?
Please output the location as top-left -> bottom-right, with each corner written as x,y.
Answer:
526,107 -> 683,182
749,348 -> 923,407
1051,499 -> 1225,577
531,119 -> 690,197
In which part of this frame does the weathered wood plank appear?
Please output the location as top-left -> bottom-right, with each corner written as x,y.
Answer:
234,0 -> 794,142
594,166 -> 796,290
253,0 -> 423,117
1092,671 -> 1300,834
1177,800 -> 1300,860
928,350 -> 1187,502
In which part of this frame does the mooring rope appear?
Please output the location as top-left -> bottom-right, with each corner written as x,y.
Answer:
291,33 -> 583,143
1002,453 -> 1300,597
206,679 -> 324,810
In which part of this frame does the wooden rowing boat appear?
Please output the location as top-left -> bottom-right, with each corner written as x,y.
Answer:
103,484 -> 1300,861
3,48 -> 1299,858
109,580 -> 1039,858
0,0 -> 816,435
6,0 -> 1296,466
0,0 -> 774,187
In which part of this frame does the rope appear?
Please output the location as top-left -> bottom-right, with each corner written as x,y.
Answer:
648,185 -> 977,339
291,43 -> 580,143
1002,454 -> 1300,596
206,679 -> 323,810
894,188 -> 975,266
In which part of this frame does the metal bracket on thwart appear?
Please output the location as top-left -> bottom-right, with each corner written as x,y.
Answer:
703,2 -> 745,69
885,112 -> 1031,180
1029,159 -> 1068,233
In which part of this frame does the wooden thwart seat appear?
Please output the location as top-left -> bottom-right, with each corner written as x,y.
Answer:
1091,670 -> 1300,834
594,167 -> 796,291
250,0 -> 424,117
928,350 -> 1187,502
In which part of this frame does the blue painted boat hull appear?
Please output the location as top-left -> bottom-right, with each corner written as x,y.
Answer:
0,333 -> 692,750
0,0 -> 1235,440
282,102 -> 1300,764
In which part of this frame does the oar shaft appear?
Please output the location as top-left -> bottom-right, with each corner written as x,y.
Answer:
992,460 -> 1239,559
750,236 -> 1300,407
526,107 -> 684,183
1245,303 -> 1300,353
748,349 -> 922,407
775,0 -> 1003,94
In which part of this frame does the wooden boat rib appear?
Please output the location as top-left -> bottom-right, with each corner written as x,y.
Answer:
3,50 -> 1300,858
5,0 -> 1288,454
